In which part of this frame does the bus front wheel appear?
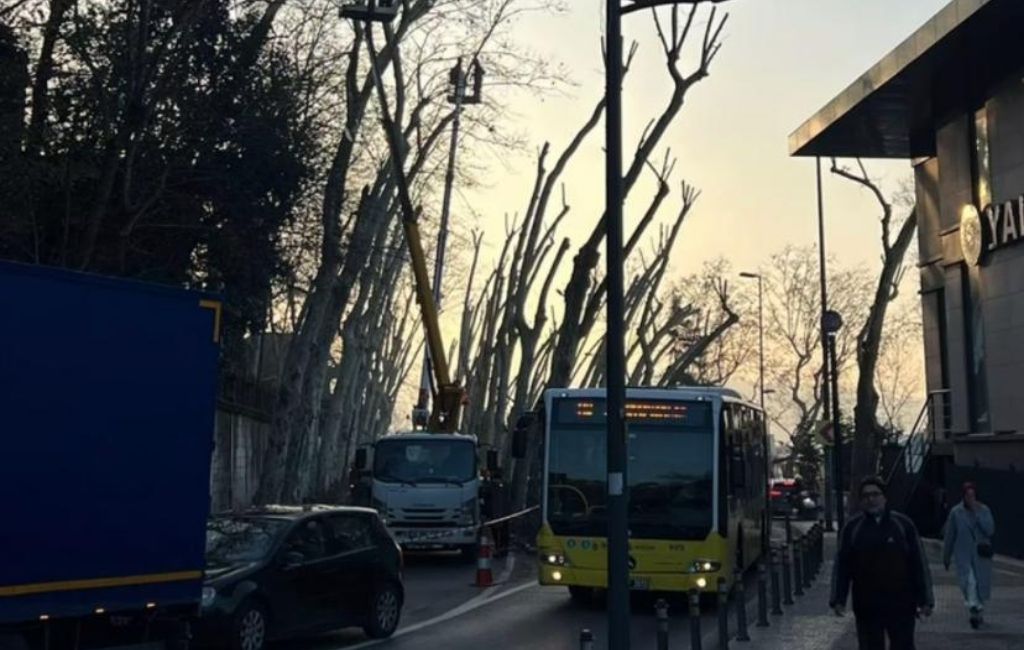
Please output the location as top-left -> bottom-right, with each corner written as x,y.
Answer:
568,585 -> 594,606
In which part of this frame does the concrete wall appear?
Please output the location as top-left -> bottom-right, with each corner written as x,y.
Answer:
210,409 -> 271,511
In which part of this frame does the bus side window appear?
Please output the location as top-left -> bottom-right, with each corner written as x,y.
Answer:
728,406 -> 747,495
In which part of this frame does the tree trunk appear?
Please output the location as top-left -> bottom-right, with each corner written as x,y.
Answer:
850,209 -> 917,492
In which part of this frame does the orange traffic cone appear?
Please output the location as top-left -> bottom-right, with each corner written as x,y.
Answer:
475,529 -> 494,587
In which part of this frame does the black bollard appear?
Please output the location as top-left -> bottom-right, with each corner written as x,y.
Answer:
733,567 -> 750,641
803,535 -> 814,589
655,598 -> 670,650
689,588 -> 703,650
793,538 -> 805,597
781,544 -> 794,606
579,628 -> 594,650
820,526 -> 826,570
717,577 -> 730,650
756,561 -> 770,627
769,549 -> 783,616
784,511 -> 793,546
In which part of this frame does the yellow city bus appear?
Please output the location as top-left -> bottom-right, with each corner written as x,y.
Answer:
535,387 -> 768,602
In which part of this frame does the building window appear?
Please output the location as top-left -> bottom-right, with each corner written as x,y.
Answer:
964,106 -> 992,433
973,107 -> 992,207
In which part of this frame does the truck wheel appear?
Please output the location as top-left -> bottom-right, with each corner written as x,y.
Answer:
459,544 -> 478,562
363,582 -> 402,639
231,600 -> 269,650
0,634 -> 29,650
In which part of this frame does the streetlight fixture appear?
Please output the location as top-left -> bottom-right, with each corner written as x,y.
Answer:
339,0 -> 398,22
604,1 -> 731,648
413,56 -> 485,428
739,271 -> 768,558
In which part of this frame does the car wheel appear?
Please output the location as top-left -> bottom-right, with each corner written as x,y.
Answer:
364,582 -> 402,639
231,600 -> 269,650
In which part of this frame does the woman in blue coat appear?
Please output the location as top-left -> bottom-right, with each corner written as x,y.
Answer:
942,482 -> 995,629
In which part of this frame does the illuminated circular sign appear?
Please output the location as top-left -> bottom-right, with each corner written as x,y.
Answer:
961,204 -> 983,266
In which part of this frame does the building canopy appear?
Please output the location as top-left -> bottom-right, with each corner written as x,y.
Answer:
789,0 -> 1024,159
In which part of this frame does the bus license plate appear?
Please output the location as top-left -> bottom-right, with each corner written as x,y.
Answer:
629,577 -> 650,590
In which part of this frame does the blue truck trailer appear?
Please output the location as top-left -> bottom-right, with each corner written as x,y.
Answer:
0,261 -> 221,649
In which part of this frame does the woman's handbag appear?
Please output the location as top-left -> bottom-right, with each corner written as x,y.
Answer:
968,514 -> 994,558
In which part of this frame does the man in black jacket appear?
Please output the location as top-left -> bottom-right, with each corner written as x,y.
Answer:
830,476 -> 934,650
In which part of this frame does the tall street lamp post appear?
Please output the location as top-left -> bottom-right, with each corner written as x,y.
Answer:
823,309 -> 844,530
740,271 -> 768,556
814,156 -> 838,531
606,3 -> 730,649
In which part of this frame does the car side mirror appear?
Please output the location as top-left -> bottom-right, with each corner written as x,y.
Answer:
281,551 -> 304,569
354,447 -> 368,470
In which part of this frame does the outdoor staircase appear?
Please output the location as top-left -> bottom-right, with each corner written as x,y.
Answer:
884,390 -> 950,514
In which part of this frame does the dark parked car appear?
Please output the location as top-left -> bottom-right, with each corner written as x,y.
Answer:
769,478 -> 821,520
198,505 -> 404,650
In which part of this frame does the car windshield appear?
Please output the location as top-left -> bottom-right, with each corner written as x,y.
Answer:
206,517 -> 289,566
372,438 -> 476,484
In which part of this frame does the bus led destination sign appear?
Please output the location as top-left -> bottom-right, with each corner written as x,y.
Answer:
555,397 -> 711,428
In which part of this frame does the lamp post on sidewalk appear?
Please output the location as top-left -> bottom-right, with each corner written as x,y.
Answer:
605,3 -> 730,649
740,271 -> 769,556
823,309 -> 844,530
813,156 -> 839,531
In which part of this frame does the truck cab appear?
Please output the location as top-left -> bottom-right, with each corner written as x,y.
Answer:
350,433 -> 500,558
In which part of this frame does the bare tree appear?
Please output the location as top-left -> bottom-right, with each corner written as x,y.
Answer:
548,4 -> 728,388
875,300 -> 924,438
761,246 -> 874,486
830,160 -> 918,493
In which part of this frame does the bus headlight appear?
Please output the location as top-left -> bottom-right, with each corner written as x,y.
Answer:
544,553 -> 569,566
687,560 -> 721,574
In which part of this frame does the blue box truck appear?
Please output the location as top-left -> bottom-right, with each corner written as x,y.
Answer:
0,261 -> 221,649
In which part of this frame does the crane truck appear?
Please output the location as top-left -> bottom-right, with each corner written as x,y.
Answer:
347,54 -> 503,556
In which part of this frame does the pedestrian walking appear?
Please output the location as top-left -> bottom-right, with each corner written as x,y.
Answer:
942,481 -> 995,629
829,476 -> 934,650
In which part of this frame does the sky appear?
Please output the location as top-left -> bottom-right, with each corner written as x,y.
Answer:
454,0 -> 950,279
400,0 -> 953,432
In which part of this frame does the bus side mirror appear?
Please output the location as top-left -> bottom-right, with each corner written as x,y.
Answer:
354,447 -> 368,470
511,413 -> 533,459
487,449 -> 500,473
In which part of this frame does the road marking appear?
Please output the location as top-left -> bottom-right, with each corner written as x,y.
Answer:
335,554 -> 533,650
995,568 -> 1024,578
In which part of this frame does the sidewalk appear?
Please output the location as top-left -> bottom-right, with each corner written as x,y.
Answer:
737,532 -> 1024,649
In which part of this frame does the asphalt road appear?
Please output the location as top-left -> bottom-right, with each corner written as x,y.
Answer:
284,519 -> 819,650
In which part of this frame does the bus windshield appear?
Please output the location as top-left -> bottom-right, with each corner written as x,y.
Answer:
373,438 -> 477,485
546,398 -> 714,540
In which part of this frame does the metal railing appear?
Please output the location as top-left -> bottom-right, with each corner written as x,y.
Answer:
885,390 -> 949,512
